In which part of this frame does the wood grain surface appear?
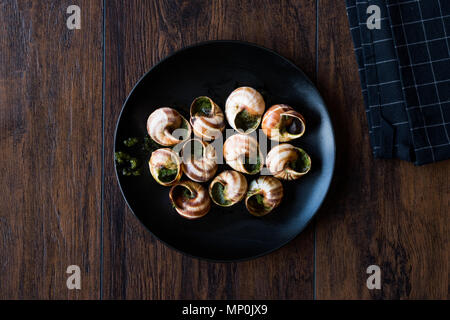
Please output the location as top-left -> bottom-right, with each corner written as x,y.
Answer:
0,0 -> 102,299
0,0 -> 447,300
316,1 -> 449,299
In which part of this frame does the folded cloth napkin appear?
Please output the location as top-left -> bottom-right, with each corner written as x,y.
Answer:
346,0 -> 450,165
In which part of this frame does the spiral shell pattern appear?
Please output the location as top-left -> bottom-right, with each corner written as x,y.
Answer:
208,170 -> 248,207
225,87 -> 265,134
169,181 -> 211,219
261,104 -> 305,142
149,148 -> 182,186
190,96 -> 225,141
147,107 -> 191,146
266,144 -> 311,180
223,134 -> 263,175
245,176 -> 283,216
180,138 -> 218,182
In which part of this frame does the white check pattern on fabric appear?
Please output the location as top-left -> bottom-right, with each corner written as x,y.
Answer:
346,0 -> 450,164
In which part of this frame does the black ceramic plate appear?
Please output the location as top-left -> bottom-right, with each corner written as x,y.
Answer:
114,41 -> 335,261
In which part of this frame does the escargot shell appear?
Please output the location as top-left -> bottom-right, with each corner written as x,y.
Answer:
149,148 -> 182,186
190,96 -> 225,141
245,176 -> 283,216
261,104 -> 305,141
223,134 -> 263,175
169,181 -> 211,219
266,144 -> 311,180
208,170 -> 248,207
180,138 -> 218,182
147,107 -> 191,146
225,87 -> 265,134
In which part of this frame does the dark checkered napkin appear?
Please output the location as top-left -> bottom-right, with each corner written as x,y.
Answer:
346,0 -> 450,164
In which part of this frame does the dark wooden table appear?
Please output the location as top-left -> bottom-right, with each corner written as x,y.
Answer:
0,0 -> 448,299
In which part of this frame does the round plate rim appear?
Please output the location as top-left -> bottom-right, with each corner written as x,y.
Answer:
113,40 -> 336,262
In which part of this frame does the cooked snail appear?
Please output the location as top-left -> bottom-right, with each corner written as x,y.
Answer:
180,138 -> 218,182
245,176 -> 283,216
190,96 -> 225,140
169,181 -> 211,219
208,170 -> 248,207
223,134 -> 263,175
261,104 -> 305,141
147,107 -> 191,146
225,87 -> 265,134
149,148 -> 182,186
266,144 -> 311,180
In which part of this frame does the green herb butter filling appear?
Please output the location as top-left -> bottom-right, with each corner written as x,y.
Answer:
235,109 -> 259,132
158,166 -> 178,183
171,185 -> 195,208
143,136 -> 163,153
180,119 -> 189,130
170,118 -> 190,140
115,151 -> 141,176
243,155 -> 261,174
114,151 -> 131,165
280,115 -> 304,135
182,188 -> 194,200
211,183 -> 231,206
123,137 -> 139,147
290,149 -> 311,173
115,136 -> 162,177
247,193 -> 268,212
192,97 -> 212,117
